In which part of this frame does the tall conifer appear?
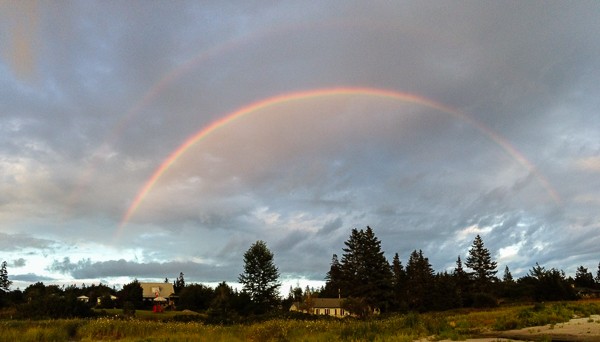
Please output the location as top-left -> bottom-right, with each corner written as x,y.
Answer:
405,249 -> 434,311
339,226 -> 392,312
465,235 -> 497,292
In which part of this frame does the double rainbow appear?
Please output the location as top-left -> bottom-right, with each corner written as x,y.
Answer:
118,87 -> 560,234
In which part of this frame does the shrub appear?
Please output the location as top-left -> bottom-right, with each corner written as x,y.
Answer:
472,293 -> 498,308
122,301 -> 136,317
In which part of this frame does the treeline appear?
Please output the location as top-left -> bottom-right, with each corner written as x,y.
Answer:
311,226 -> 600,315
1,227 -> 600,320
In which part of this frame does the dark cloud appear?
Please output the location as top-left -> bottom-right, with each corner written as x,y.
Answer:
9,258 -> 26,268
1,1 -> 599,287
0,233 -> 56,252
48,257 -> 236,282
11,273 -> 57,282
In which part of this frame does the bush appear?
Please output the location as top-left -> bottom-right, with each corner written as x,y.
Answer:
472,293 -> 498,308
122,301 -> 136,317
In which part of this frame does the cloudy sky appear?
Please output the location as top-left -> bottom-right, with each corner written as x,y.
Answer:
1,1 -> 600,291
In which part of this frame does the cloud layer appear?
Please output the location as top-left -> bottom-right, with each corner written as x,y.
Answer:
1,1 -> 600,289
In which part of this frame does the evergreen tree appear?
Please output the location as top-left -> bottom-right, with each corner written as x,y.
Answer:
596,262 -> 600,288
207,282 -> 239,324
498,265 -> 518,300
502,265 -> 513,283
238,240 -> 280,313
405,249 -> 434,311
574,265 -> 595,288
524,263 -> 575,301
0,261 -> 12,292
339,226 -> 393,312
323,254 -> 342,297
453,255 -> 470,307
465,235 -> 497,292
173,272 -> 185,294
432,271 -> 460,310
391,252 -> 407,310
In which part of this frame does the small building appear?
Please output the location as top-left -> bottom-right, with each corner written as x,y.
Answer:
290,298 -> 350,318
76,295 -> 89,303
97,295 -> 117,305
140,282 -> 177,308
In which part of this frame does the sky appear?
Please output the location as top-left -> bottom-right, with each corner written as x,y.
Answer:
1,1 -> 600,292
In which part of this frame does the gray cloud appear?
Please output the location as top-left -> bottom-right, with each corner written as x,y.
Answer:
11,273 -> 57,283
48,257 -> 236,282
0,233 -> 56,252
1,1 -> 599,287
9,258 -> 26,268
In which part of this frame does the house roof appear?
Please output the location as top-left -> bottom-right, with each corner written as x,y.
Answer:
139,282 -> 175,298
312,298 -> 343,308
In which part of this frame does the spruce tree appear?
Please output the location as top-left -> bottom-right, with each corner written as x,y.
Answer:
502,266 -> 513,283
0,261 -> 11,292
453,255 -> 469,307
339,226 -> 393,312
405,249 -> 434,311
238,240 -> 280,313
391,253 -> 407,309
465,235 -> 497,292
323,254 -> 342,297
575,266 -> 595,288
173,272 -> 185,294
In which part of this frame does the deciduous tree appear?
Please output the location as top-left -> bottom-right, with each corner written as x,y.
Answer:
118,279 -> 143,309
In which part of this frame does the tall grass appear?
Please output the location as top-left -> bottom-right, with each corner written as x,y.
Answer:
0,300 -> 599,341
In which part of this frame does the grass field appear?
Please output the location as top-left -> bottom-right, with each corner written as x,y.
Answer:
1,300 -> 599,341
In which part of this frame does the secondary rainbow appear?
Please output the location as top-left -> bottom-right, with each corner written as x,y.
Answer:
118,86 -> 560,233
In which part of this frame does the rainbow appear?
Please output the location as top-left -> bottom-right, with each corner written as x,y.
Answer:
118,86 -> 560,234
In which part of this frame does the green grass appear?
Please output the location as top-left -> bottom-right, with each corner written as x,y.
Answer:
1,300 -> 599,341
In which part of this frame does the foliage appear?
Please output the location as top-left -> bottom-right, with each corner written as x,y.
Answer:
173,272 -> 185,294
391,252 -> 407,311
118,279 -> 143,309
453,255 -> 470,307
322,254 -> 342,297
122,301 -> 136,318
341,297 -> 372,318
178,283 -> 215,312
405,249 -> 434,311
338,226 -> 393,312
471,292 -> 498,308
519,263 -> 577,301
0,300 -> 599,341
575,265 -> 595,288
16,293 -> 93,319
0,261 -> 12,292
206,282 -> 240,324
238,240 -> 281,314
465,234 -> 497,292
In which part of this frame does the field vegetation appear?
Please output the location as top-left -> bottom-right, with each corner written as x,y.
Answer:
1,300 -> 600,341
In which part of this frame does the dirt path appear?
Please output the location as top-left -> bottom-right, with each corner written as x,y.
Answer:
494,314 -> 600,341
418,315 -> 600,342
